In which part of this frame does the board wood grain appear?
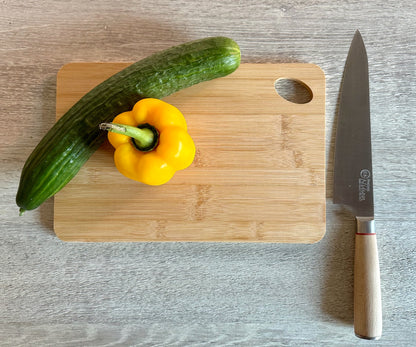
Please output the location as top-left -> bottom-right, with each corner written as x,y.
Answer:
54,63 -> 326,242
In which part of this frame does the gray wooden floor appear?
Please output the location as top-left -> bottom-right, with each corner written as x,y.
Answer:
1,1 -> 415,345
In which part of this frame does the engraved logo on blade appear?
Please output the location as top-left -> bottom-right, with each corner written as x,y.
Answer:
359,169 -> 371,201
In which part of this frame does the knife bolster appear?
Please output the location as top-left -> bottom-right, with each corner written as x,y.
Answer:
356,217 -> 375,235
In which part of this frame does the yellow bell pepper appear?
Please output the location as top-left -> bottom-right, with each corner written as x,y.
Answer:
100,98 -> 195,185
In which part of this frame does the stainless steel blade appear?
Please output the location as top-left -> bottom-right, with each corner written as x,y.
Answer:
333,30 -> 374,218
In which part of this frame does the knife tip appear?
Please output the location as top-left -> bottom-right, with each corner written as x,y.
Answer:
351,30 -> 367,53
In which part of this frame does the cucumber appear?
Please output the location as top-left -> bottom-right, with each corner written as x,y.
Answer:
16,36 -> 240,213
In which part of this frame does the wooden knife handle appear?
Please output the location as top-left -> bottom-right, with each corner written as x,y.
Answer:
354,217 -> 382,340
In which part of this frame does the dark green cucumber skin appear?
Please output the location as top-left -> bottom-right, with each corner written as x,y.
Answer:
16,37 -> 240,212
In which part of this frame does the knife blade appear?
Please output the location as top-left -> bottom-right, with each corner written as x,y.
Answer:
333,30 -> 382,340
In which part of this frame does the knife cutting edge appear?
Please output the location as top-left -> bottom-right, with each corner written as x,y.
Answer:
333,30 -> 382,340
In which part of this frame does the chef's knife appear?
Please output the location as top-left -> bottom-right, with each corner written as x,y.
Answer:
333,30 -> 382,340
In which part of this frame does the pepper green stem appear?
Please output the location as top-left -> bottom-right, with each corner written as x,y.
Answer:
100,122 -> 158,151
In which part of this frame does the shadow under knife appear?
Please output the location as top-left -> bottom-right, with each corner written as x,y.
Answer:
320,72 -> 355,324
321,206 -> 355,324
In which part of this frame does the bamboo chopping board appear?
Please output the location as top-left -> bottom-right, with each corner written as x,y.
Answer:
54,63 -> 326,243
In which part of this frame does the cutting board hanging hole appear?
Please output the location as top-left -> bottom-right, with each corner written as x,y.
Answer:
274,78 -> 313,104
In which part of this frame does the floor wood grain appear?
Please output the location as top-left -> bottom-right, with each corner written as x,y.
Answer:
1,1 -> 415,345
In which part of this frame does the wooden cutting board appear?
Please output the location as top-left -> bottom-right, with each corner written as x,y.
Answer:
54,63 -> 326,243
